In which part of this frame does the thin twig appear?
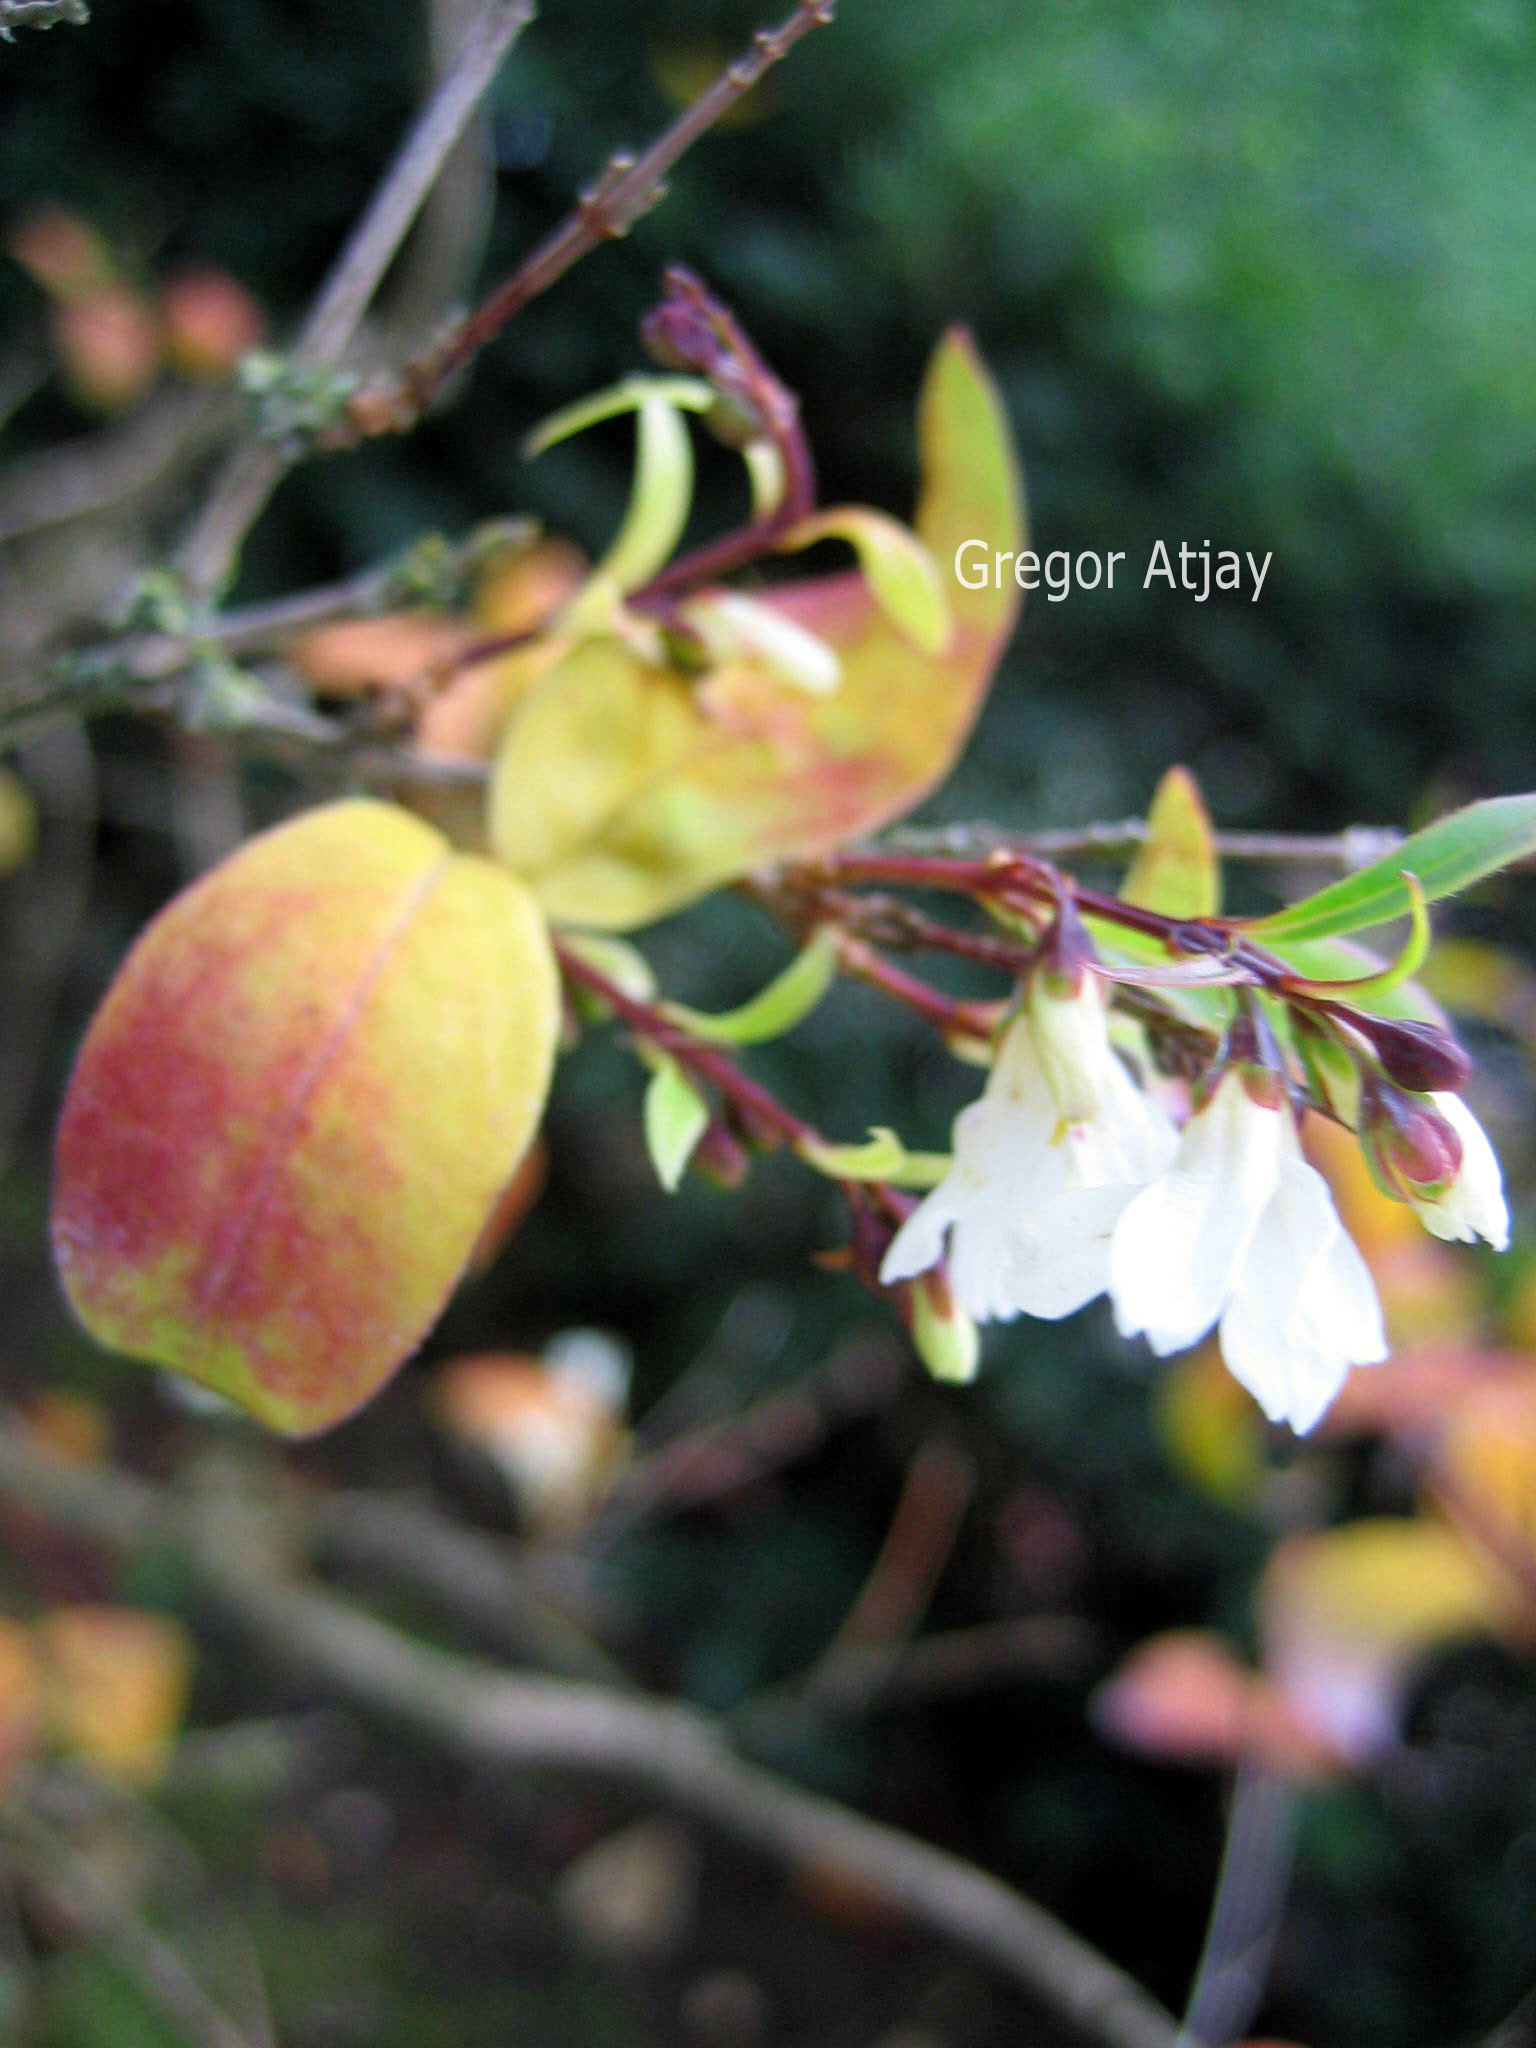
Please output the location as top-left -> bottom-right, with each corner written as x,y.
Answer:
2,1803 -> 257,2048
589,1336 -> 907,1542
0,389 -> 228,544
355,1 -> 839,437
0,1421 -> 1181,2048
173,0 -> 537,597
313,1489 -> 629,1686
735,1615 -> 1102,1728
891,819 -> 1404,872
1178,1767 -> 1297,2048
825,1440 -> 975,1653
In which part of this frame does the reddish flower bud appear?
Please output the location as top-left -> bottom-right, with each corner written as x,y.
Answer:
1349,1013 -> 1473,1094
1360,1076 -> 1464,1202
689,1117 -> 750,1192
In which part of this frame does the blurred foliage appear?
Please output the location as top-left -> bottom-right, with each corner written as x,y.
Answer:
4,3 -> 1536,2047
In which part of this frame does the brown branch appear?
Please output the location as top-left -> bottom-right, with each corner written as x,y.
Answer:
591,1336 -> 907,1537
736,1615 -> 1102,1726
829,1440 -> 976,1653
173,0 -> 537,597
2,1804 -> 258,2048
0,1419 -> 1180,2048
313,1488 -> 629,1686
347,1 -> 838,437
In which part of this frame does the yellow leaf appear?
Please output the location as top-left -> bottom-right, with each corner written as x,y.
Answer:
488,330 -> 1024,930
52,800 -> 560,1434
1121,766 -> 1219,919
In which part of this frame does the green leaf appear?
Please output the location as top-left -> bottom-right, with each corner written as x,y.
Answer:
522,375 -> 714,458
1246,793 -> 1536,943
1260,932 -> 1445,1022
799,1127 -> 950,1187
596,394 -> 696,596
663,929 -> 839,1044
779,506 -> 950,655
643,1056 -> 710,1191
1121,766 -> 1219,918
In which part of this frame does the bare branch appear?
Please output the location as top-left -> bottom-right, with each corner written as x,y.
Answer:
0,1420 -> 1181,2048
891,819 -> 1405,872
345,0 -> 838,439
173,0 -> 537,597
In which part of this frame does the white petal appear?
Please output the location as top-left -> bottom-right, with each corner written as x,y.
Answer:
995,1182 -> 1140,1320
1219,1157 -> 1387,1432
879,1020 -> 1058,1296
1108,1072 -> 1285,1355
1411,1093 -> 1510,1250
880,1186 -> 958,1288
1085,1052 -> 1180,1185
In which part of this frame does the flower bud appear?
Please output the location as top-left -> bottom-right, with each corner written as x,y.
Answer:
906,1270 -> 980,1385
1027,899 -> 1104,1122
1348,1014 -> 1474,1095
1360,1077 -> 1463,1203
1290,1009 -> 1361,1126
688,1117 -> 751,1192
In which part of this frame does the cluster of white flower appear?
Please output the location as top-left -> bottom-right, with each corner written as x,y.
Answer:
882,966 -> 1509,1433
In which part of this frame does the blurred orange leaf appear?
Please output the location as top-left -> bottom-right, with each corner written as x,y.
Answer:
36,1606 -> 193,1786
1259,1519 -> 1520,1763
433,1351 -> 629,1533
1091,1629 -> 1338,1779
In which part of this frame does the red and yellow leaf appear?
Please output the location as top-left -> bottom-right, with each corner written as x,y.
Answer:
52,799 -> 559,1434
489,328 -> 1024,929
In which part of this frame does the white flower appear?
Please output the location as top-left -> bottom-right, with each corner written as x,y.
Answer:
1405,1092 -> 1509,1250
880,986 -> 1176,1324
1108,1069 -> 1387,1433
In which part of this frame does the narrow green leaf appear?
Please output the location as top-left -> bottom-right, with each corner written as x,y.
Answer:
643,1057 -> 710,1192
522,375 -> 713,458
596,395 -> 695,596
664,928 -> 839,1045
1279,873 -> 1431,1001
798,1127 -> 950,1188
1247,794 -> 1536,943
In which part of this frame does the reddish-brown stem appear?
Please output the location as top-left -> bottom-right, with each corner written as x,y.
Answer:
554,935 -> 818,1149
347,0 -> 838,438
831,932 -> 1001,1041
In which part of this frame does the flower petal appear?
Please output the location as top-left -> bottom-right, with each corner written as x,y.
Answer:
1411,1093 -> 1510,1250
997,1182 -> 1140,1320
1219,1157 -> 1387,1432
1109,1072 -> 1285,1356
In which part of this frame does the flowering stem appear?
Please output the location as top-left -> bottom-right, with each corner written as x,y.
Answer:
553,934 -> 817,1150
